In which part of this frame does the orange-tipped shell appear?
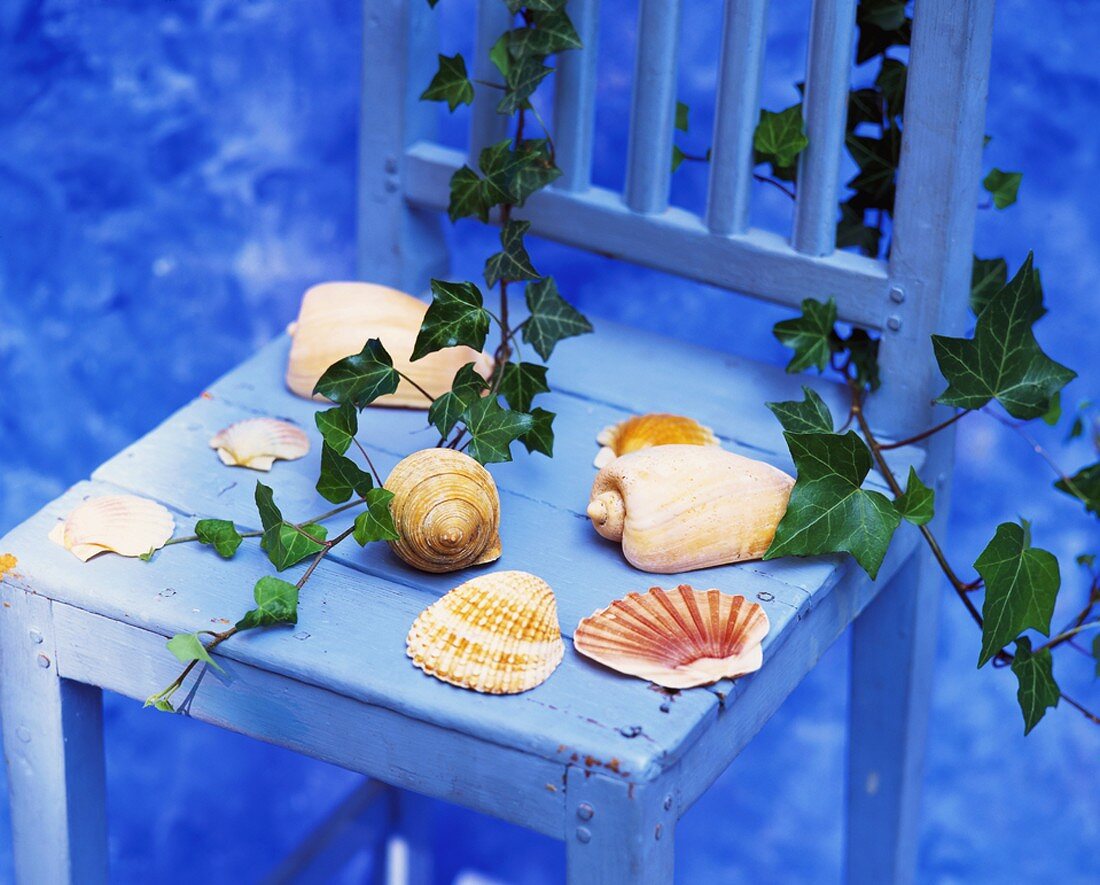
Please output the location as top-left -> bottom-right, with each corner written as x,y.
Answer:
594,413 -> 719,468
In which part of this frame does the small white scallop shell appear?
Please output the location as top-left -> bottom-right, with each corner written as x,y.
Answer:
209,418 -> 310,471
48,495 -> 175,562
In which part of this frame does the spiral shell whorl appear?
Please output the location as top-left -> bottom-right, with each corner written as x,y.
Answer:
587,490 -> 626,541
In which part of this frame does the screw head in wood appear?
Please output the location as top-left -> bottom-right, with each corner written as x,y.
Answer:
887,315 -> 902,331
28,629 -> 43,644
576,826 -> 592,843
663,795 -> 673,811
655,823 -> 664,840
577,802 -> 594,821
889,286 -> 905,303
36,654 -> 50,669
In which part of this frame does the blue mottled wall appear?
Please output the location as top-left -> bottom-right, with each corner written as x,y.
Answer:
1,1 -> 1098,882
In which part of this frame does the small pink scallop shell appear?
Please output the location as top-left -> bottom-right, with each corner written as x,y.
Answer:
209,418 -> 310,471
48,495 -> 175,562
574,585 -> 769,689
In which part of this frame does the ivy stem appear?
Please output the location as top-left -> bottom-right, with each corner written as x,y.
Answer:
753,172 -> 796,201
878,410 -> 971,450
353,437 -> 384,487
1037,619 -> 1100,653
163,500 -> 363,548
525,100 -> 557,162
394,368 -> 436,404
981,407 -> 1090,506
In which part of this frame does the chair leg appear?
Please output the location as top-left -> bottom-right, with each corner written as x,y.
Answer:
847,549 -> 940,885
387,789 -> 433,885
0,587 -> 108,884
564,767 -> 676,885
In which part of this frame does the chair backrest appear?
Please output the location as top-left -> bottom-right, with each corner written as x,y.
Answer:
358,0 -> 996,438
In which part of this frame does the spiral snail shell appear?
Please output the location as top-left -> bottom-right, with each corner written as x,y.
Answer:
386,448 -> 503,573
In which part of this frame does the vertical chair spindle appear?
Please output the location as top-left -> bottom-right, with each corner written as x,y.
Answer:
624,0 -> 682,214
554,0 -> 601,192
706,0 -> 770,236
469,0 -> 513,162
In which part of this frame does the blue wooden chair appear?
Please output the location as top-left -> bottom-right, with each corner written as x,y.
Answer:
0,0 -> 994,881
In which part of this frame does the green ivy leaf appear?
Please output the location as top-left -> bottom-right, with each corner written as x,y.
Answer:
856,14 -> 910,64
499,361 -> 550,412
1054,462 -> 1100,516
194,519 -> 244,559
498,54 -> 552,114
970,256 -> 1008,317
448,165 -> 491,222
753,105 -> 808,169
875,57 -> 907,119
1092,635 -> 1100,678
675,100 -> 690,132
478,139 -> 523,204
858,0 -> 907,30
489,32 -> 511,79
420,53 -> 474,111
484,220 -> 540,287
670,144 -> 686,173
933,254 -> 1075,419
846,128 -> 900,208
313,339 -> 401,409
262,522 -> 327,572
510,138 -> 561,205
429,363 -> 487,438
412,279 -> 491,360
462,396 -> 534,464
975,520 -> 1059,667
1010,637 -> 1059,735
983,168 -> 1022,209
764,431 -> 901,578
847,88 -> 882,132
254,481 -> 283,532
522,276 -> 593,360
317,442 -> 373,504
521,406 -> 555,457
846,328 -> 882,392
315,402 -> 358,455
353,488 -> 399,545
166,633 -> 224,672
836,200 -> 880,257
767,386 -> 835,434
506,0 -> 561,12
773,297 -> 838,374
507,10 -> 581,59
236,576 -> 300,630
893,467 -> 935,526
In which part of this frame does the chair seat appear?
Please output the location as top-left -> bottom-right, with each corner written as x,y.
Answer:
0,314 -> 922,822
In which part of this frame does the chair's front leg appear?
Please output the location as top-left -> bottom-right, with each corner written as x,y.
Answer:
564,767 -> 676,885
847,548 -> 940,885
1,587 -> 108,884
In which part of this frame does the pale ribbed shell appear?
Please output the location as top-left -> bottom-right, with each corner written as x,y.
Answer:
285,281 -> 494,408
407,571 -> 564,693
594,413 -> 720,468
209,418 -> 310,471
587,445 -> 795,573
48,495 -> 175,562
386,448 -> 502,573
574,585 -> 769,688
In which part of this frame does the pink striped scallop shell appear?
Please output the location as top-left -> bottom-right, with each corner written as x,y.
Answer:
209,417 -> 310,471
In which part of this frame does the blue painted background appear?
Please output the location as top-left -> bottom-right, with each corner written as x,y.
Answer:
2,0 -> 1098,881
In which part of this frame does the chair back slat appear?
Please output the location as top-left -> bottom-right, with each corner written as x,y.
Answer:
469,0 -> 512,162
553,0 -> 601,193
705,0 -> 770,236
624,0 -> 681,214
792,0 -> 857,256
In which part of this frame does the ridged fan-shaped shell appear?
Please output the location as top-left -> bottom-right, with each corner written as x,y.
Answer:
286,281 -> 494,409
209,418 -> 310,471
48,495 -> 175,562
594,413 -> 720,467
407,571 -> 564,694
574,585 -> 769,688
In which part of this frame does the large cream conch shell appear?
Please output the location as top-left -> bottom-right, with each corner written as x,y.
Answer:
285,281 -> 494,408
587,445 -> 795,573
209,418 -> 310,471
574,584 -> 769,689
386,448 -> 502,573
594,412 -> 719,468
406,570 -> 564,693
48,495 -> 175,562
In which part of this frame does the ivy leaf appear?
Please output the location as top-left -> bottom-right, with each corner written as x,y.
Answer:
764,431 -> 902,578
313,339 -> 400,409
875,57 -> 907,119
448,165 -> 491,222
847,88 -> 882,131
856,14 -> 910,64
507,10 -> 582,58
1010,637 -> 1059,735
489,32 -> 511,79
846,128 -> 900,208
773,297 -> 838,374
498,55 -> 552,114
836,200 -> 880,257
521,406 -> 555,457
1054,462 -> 1100,516
522,276 -> 593,360
510,139 -> 561,205
671,145 -> 686,173
353,488 -> 399,545
412,279 -> 491,360
933,254 -> 1075,419
254,481 -> 283,532
970,256 -> 1008,317
505,0 -> 561,12
194,519 -> 244,559
420,53 -> 474,111
236,576 -> 299,631
983,168 -> 1022,209
262,522 -> 327,572
1092,635 -> 1100,678
166,633 -> 224,673
429,363 -> 487,437
317,442 -> 373,504
975,520 -> 1059,667
499,361 -> 550,412
675,100 -> 690,132
858,0 -> 907,31
315,402 -> 358,455
484,220 -> 540,287
846,328 -> 881,392
462,396 -> 534,464
478,139 -> 523,204
767,386 -> 835,434
893,467 -> 935,526
753,105 -> 808,169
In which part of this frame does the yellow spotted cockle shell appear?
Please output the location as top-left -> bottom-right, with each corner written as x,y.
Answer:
587,445 -> 795,574
285,281 -> 494,408
386,448 -> 502,574
406,570 -> 564,693
594,413 -> 720,468
48,495 -> 175,562
574,584 -> 769,689
209,418 -> 310,471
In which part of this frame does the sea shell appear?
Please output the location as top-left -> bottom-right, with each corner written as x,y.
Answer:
209,418 -> 310,471
386,448 -> 502,573
574,584 -> 769,689
594,413 -> 720,468
48,495 -> 175,562
587,445 -> 795,573
406,570 -> 564,693
285,281 -> 494,408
